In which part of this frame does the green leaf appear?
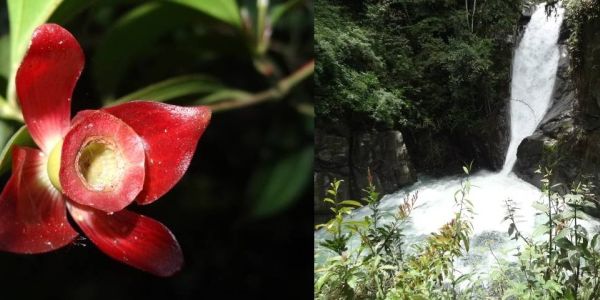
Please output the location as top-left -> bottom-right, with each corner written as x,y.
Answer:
270,0 -> 303,26
49,0 -> 98,24
532,224 -> 549,237
171,0 -> 241,29
555,228 -> 569,240
507,223 -> 515,236
532,202 -> 549,213
7,0 -> 64,104
569,203 -> 600,220
315,271 -> 331,292
0,121 -> 15,150
249,146 -> 313,218
323,198 -> 335,204
0,35 -> 9,80
196,89 -> 252,105
0,125 -> 34,175
111,74 -> 223,105
339,200 -> 362,207
555,237 -> 576,250
315,223 -> 327,230
92,2 -> 199,97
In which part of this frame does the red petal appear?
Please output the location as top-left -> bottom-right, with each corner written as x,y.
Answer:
16,24 -> 84,154
70,109 -> 95,127
104,102 -> 211,204
68,203 -> 183,276
0,147 -> 78,253
60,110 -> 145,212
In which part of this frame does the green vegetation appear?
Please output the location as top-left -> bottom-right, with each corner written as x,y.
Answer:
0,0 -> 313,297
315,0 -> 521,130
315,1 -> 600,298
563,0 -> 600,72
314,168 -> 600,299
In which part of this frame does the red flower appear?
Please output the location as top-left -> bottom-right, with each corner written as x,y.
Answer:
0,24 -> 211,276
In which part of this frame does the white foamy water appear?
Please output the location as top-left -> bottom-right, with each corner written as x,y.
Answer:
382,172 -> 540,236
502,5 -> 563,173
316,5 -> 566,268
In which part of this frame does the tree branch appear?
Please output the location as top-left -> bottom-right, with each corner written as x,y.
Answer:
208,59 -> 314,113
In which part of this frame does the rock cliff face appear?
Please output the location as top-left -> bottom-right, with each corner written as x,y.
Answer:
403,108 -> 509,175
314,123 -> 416,223
515,15 -> 600,189
350,130 -> 415,197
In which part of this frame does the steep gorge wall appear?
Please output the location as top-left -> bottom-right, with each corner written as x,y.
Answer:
314,122 -> 416,223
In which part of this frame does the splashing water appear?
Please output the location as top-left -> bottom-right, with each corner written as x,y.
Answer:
316,4 -> 565,270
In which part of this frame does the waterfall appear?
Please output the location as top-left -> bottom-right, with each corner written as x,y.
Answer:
502,6 -> 563,173
316,4 -> 566,271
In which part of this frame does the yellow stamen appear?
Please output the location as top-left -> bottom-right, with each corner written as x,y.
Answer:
76,138 -> 124,192
47,140 -> 63,191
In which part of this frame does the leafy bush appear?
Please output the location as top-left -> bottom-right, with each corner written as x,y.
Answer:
315,167 -> 474,299
314,167 -> 600,299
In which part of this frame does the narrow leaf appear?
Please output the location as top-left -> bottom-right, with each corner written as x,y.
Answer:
532,202 -> 549,213
7,0 -> 64,104
323,198 -> 335,204
0,35 -> 9,79
339,200 -> 362,207
249,146 -> 313,218
196,89 -> 251,105
171,0 -> 241,28
270,0 -> 303,26
111,75 -> 223,104
0,125 -> 34,175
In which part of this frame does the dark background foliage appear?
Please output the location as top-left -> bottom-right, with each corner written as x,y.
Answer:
316,0 -> 520,130
0,0 -> 313,299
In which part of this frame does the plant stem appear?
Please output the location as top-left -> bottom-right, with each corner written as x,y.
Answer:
575,204 -> 580,297
548,181 -> 553,275
209,60 -> 314,113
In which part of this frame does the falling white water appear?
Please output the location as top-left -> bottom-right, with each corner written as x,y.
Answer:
502,6 -> 563,173
316,5 -> 565,271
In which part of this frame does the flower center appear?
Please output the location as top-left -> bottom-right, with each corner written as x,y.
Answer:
76,138 -> 125,192
47,140 -> 64,191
